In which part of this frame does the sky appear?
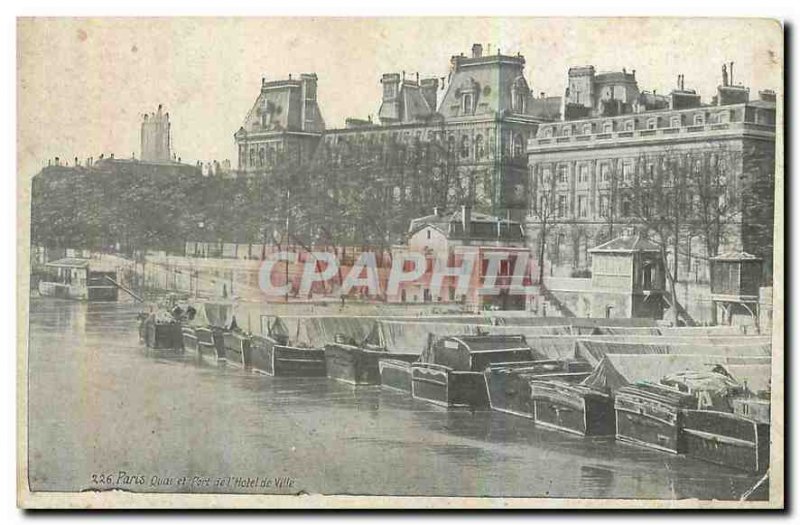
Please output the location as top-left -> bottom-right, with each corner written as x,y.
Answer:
17,17 -> 782,178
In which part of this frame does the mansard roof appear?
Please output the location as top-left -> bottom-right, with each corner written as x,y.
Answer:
238,77 -> 325,136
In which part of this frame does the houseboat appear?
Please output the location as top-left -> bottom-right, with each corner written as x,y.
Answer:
411,335 -> 535,409
614,382 -> 695,454
250,334 -> 326,377
484,360 -> 592,418
324,338 -> 418,385
38,257 -> 119,301
529,380 -> 615,436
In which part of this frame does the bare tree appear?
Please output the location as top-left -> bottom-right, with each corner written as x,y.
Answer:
622,150 -> 691,325
530,169 -> 559,285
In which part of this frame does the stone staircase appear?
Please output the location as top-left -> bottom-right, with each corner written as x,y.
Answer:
535,284 -> 576,318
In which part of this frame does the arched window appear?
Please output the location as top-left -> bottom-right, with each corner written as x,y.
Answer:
461,135 -> 471,159
447,135 -> 455,154
258,148 -> 265,167
475,135 -> 485,159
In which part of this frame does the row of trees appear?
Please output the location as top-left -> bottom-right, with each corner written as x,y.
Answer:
30,134 -> 481,259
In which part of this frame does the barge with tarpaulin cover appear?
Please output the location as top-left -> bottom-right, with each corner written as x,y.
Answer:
250,316 -> 326,377
484,360 -> 592,418
678,364 -> 772,473
411,334 -> 535,409
38,257 -> 120,301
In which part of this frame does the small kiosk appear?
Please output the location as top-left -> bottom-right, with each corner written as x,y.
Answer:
587,233 -> 666,319
709,252 -> 763,333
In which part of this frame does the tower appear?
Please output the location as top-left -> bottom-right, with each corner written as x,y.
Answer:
141,105 -> 171,162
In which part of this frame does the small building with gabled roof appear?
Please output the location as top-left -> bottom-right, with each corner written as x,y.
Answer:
586,232 -> 666,319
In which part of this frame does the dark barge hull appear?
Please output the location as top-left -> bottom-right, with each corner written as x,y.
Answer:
250,336 -> 326,377
195,326 -> 224,364
614,385 -> 694,454
683,409 -> 770,473
181,326 -> 199,353
324,344 -> 418,385
222,332 -> 252,369
411,363 -> 490,409
530,381 -> 615,436
378,359 -> 415,392
144,321 -> 184,353
484,361 -> 591,418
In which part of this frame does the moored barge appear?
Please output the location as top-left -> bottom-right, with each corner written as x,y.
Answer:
614,382 -> 695,454
682,408 -> 770,473
222,331 -> 252,369
250,335 -> 326,377
484,360 -> 592,418
411,335 -> 536,409
324,341 -> 418,385
378,358 -> 416,392
529,380 -> 615,436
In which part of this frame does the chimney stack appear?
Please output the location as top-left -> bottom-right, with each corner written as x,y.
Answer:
420,77 -> 439,111
461,204 -> 472,235
471,43 -> 483,58
433,206 -> 441,217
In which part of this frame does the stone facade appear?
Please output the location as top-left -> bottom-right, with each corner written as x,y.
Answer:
526,66 -> 777,285
234,74 -> 326,172
233,45 -> 562,221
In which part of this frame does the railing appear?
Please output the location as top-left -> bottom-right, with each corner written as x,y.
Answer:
528,120 -> 775,150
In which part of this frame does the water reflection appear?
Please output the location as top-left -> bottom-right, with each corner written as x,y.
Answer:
27,298 -> 764,499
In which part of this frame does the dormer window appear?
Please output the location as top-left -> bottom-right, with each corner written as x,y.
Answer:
563,126 -> 571,136
603,121 -> 613,133
647,118 -> 657,130
625,120 -> 635,131
694,114 -> 705,125
544,127 -> 553,138
583,124 -> 592,134
671,116 -> 681,128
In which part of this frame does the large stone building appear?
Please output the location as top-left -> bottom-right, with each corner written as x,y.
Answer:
233,44 -> 561,220
234,74 -> 325,170
526,65 -> 777,285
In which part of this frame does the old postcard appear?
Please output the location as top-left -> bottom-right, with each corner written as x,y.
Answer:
17,17 -> 784,509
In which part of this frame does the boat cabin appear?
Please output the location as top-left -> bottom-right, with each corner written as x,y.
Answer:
420,335 -> 535,371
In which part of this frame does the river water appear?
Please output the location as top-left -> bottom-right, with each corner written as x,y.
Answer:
26,298 -> 763,500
